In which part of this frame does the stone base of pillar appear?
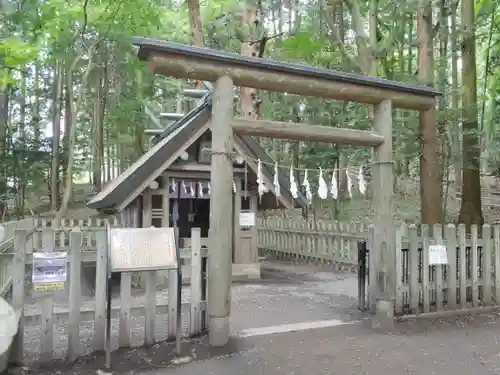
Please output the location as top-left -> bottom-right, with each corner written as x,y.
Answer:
371,298 -> 395,331
232,263 -> 261,281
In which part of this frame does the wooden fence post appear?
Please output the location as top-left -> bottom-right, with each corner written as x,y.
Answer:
119,272 -> 132,348
40,228 -> 55,360
408,224 -> 419,313
433,223 -> 444,311
458,224 -> 467,308
483,224 -> 492,305
190,228 -> 202,336
494,225 -> 500,303
167,227 -> 179,341
10,229 -> 27,365
471,225 -> 479,307
445,224 -> 458,310
68,229 -> 82,362
93,230 -> 107,351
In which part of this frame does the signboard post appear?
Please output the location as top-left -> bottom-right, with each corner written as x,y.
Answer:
104,225 -> 180,369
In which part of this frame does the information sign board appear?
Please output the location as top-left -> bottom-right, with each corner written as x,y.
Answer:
108,227 -> 178,272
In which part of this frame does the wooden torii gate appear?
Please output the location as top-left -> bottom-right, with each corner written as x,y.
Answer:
132,37 -> 441,346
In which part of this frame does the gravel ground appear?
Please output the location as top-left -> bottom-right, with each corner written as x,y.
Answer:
18,261 -> 362,366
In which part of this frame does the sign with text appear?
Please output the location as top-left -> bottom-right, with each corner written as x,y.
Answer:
108,227 -> 178,272
239,212 -> 256,227
32,252 -> 68,292
428,244 -> 448,265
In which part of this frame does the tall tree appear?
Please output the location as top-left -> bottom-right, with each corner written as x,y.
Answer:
458,0 -> 483,225
417,0 -> 442,225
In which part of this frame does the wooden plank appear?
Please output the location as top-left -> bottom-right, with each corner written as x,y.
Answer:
471,225 -> 479,306
167,268 -> 178,340
445,224 -> 457,309
23,301 -> 207,326
141,191 -> 156,345
233,178 -> 241,264
190,228 -> 202,336
394,225 -> 403,313
11,229 -> 27,365
0,247 -> 209,264
144,272 -> 156,345
408,224 -> 419,313
482,224 -> 492,305
458,224 -> 467,308
68,229 -> 82,362
433,224 -> 444,312
367,224 -> 376,313
40,228 -> 55,360
231,118 -> 385,146
119,272 -> 132,347
494,225 -> 500,303
147,54 -> 437,110
93,230 -> 107,351
421,224 -> 430,313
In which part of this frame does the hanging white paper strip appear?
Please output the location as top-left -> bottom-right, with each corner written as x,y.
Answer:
302,169 -> 312,204
182,180 -> 188,195
330,169 -> 338,199
289,165 -> 299,199
273,162 -> 281,197
233,180 -> 237,193
317,168 -> 328,200
198,182 -> 204,198
257,159 -> 266,199
190,181 -> 195,197
170,178 -> 176,192
208,182 -> 211,195
346,168 -> 352,198
358,166 -> 366,196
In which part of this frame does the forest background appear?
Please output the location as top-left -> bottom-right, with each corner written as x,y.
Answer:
0,0 -> 497,226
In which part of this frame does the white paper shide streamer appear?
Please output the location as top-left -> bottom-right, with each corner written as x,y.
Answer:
302,169 -> 312,204
190,181 -> 195,197
358,166 -> 366,196
346,168 -> 352,198
273,162 -> 281,197
198,182 -> 204,198
208,182 -> 211,195
233,180 -> 237,193
182,180 -> 188,195
170,178 -> 176,192
289,165 -> 299,199
317,168 -> 328,200
330,168 -> 338,199
257,159 -> 266,199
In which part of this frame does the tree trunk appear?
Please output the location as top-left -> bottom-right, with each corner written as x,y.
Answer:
50,61 -> 63,211
187,0 -> 204,89
438,0 -> 449,212
54,53 -> 94,225
417,0 -> 442,225
92,43 -> 108,192
239,3 -> 261,120
457,0 -> 483,226
450,1 -> 461,188
0,71 -> 8,200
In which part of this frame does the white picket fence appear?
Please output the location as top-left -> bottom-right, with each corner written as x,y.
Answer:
6,225 -> 207,364
363,223 -> 500,315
